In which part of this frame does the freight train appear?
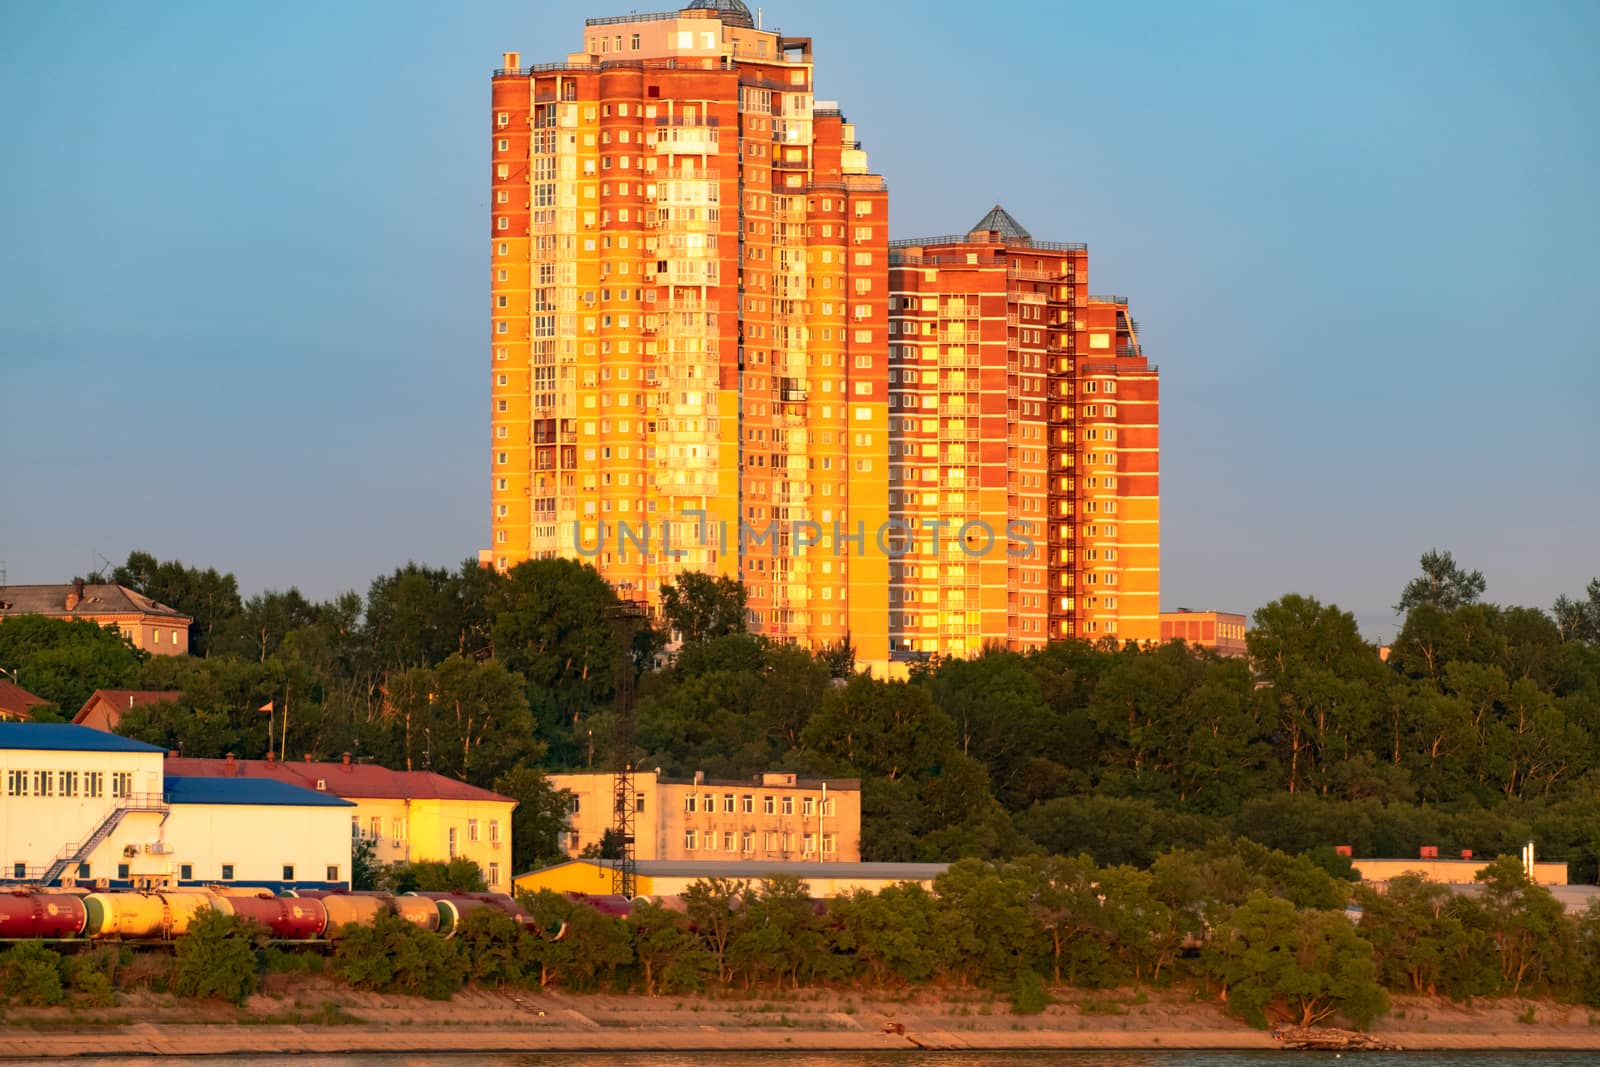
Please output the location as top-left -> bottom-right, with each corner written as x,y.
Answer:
0,887 -> 561,943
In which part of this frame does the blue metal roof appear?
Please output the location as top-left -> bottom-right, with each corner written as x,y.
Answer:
0,722 -> 165,753
164,775 -> 355,808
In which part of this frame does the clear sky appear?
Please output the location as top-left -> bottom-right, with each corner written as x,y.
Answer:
2,0 -> 1596,641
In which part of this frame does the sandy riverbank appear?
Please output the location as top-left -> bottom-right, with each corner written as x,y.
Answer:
4,987 -> 1600,1057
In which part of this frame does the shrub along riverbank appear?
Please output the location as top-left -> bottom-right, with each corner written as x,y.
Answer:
5,846 -> 1598,1031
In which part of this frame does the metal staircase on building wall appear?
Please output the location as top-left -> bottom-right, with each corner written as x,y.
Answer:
36,793 -> 169,886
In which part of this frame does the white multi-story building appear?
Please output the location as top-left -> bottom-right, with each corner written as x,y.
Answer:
1,724 -> 353,890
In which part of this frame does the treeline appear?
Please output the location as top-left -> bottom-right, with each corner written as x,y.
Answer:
5,850 -> 1600,1028
3,550 -> 1599,880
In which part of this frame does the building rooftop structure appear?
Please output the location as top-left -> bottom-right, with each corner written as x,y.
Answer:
164,755 -> 513,803
0,582 -> 189,622
0,680 -> 49,722
969,203 -> 1031,241
0,722 -> 165,753
163,776 -> 356,808
73,689 -> 183,731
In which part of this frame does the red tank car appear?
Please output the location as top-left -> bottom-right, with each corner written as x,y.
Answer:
0,891 -> 88,939
225,894 -> 328,940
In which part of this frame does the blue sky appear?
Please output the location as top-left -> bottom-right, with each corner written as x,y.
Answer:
2,0 -> 1596,641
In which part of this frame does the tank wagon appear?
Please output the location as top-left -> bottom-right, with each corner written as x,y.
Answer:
0,887 -> 553,943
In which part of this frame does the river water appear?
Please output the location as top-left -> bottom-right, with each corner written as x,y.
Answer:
1,1054 -> 1591,1066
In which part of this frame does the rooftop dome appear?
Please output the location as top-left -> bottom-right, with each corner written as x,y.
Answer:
685,0 -> 755,28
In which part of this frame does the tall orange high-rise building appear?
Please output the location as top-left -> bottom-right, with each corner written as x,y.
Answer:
886,207 -> 1159,655
486,0 -> 889,664
487,3 -> 1158,667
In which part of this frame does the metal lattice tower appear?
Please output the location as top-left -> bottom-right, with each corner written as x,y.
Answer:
607,596 -> 647,898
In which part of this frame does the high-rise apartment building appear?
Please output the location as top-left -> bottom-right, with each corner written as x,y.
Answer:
487,3 -> 1160,666
487,0 -> 890,663
886,208 -> 1159,654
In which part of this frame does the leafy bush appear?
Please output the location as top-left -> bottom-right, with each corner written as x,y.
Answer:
1010,969 -> 1050,1014
333,912 -> 466,999
172,909 -> 261,1004
1,941 -> 65,1006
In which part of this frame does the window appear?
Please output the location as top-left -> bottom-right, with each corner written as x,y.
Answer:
490,819 -> 501,844
84,771 -> 103,798
762,831 -> 776,851
327,865 -> 340,882
282,865 -> 296,882
221,864 -> 235,880
395,818 -> 407,842
32,770 -> 52,797
741,831 -> 754,853
448,826 -> 458,859
489,862 -> 500,886
13,862 -> 25,878
369,816 -> 382,839
59,771 -> 78,797
723,831 -> 735,852
802,796 -> 815,816
684,829 -> 698,850
723,793 -> 735,813
636,793 -> 646,812
117,863 -> 130,880
5,769 -> 25,796
803,832 -> 816,854
684,794 -> 697,813
77,863 -> 90,879
822,832 -> 837,855
702,792 -> 713,812
763,796 -> 775,815
781,796 -> 794,816
741,794 -> 754,814
469,819 -> 480,842
179,864 -> 193,880
821,797 -> 835,816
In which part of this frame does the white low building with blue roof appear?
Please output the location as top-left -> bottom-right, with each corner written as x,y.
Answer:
1,723 -> 353,891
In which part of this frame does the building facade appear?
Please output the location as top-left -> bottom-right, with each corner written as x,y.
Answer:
548,769 -> 860,863
887,208 -> 1160,653
1160,610 -> 1248,657
485,0 -> 891,664
0,724 -> 351,891
0,581 -> 192,656
0,680 -> 49,722
165,755 -> 519,892
487,3 -> 1163,663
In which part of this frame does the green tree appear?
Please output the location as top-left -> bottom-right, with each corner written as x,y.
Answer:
830,883 -> 949,986
1204,892 -> 1387,1029
1396,548 -> 1487,615
660,571 -> 747,644
386,857 -> 488,893
112,550 -> 242,657
490,559 -> 626,765
727,875 -> 830,989
682,877 -> 752,986
0,615 -> 143,712
455,907 -> 536,988
333,911 -> 466,998
1355,874 -> 1493,998
351,837 -> 382,891
1473,854 -> 1579,996
627,899 -> 713,994
494,763 -> 572,875
932,860 -> 1045,988
801,674 -> 956,781
1,941 -> 66,1006
172,909 -> 261,1004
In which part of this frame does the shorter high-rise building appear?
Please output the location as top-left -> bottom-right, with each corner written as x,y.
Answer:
549,769 -> 860,863
887,207 -> 1160,657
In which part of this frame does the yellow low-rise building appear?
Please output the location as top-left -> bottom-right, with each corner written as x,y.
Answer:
1352,856 -> 1567,887
515,858 -> 949,900
548,770 -> 861,863
164,755 -> 518,892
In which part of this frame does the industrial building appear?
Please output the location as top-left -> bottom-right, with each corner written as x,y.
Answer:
165,755 -> 519,892
0,723 -> 351,891
516,857 -> 945,899
548,769 -> 859,863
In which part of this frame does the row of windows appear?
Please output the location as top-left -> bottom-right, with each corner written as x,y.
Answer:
683,830 -> 837,855
9,861 -> 341,883
5,769 -> 129,799
684,793 -> 836,816
352,815 -> 501,845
